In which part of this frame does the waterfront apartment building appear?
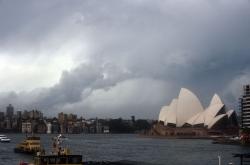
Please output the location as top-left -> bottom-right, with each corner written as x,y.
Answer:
21,122 -> 32,133
240,85 -> 250,128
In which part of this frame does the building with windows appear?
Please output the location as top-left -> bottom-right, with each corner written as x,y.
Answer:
6,104 -> 14,119
21,122 -> 32,133
16,111 -> 22,119
239,85 -> 250,128
46,122 -> 52,134
0,112 -> 4,121
29,110 -> 43,119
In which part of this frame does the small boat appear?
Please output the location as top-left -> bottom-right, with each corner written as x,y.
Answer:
212,137 -> 240,145
0,135 -> 11,143
14,136 -> 42,154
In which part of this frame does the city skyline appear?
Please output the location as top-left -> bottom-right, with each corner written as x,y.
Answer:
0,103 -> 139,120
0,0 -> 250,118
0,105 -> 152,134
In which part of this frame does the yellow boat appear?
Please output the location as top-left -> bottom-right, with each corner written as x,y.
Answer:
14,136 -> 42,154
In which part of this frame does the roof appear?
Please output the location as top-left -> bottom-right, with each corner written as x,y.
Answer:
158,88 -> 237,129
158,106 -> 169,125
208,114 -> 227,129
167,99 -> 177,125
226,109 -> 235,118
176,88 -> 204,127
204,104 -> 224,126
186,112 -> 204,125
210,94 -> 223,106
158,106 -> 168,122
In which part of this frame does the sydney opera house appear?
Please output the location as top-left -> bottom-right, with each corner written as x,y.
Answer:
153,88 -> 238,137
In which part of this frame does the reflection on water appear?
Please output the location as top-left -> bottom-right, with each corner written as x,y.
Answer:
0,134 -> 248,165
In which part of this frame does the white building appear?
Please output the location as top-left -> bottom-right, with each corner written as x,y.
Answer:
46,122 -> 52,134
21,122 -> 32,133
159,88 -> 238,129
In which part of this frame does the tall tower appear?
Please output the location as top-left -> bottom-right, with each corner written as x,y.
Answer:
6,104 -> 14,119
240,85 -> 250,128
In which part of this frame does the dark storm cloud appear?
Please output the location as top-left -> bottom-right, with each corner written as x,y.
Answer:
0,0 -> 249,118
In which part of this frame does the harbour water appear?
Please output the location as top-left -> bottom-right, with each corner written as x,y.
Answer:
0,134 -> 249,165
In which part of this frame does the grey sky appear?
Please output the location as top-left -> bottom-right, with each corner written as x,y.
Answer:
0,0 -> 250,118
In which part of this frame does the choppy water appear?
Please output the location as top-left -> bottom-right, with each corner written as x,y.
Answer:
0,134 -> 249,165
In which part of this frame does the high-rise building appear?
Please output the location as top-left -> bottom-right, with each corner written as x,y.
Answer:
58,112 -> 68,124
6,104 -> 14,119
5,118 -> 12,129
0,112 -> 4,120
68,113 -> 77,121
240,85 -> 250,128
16,111 -> 22,119
22,110 -> 29,120
29,110 -> 43,119
131,116 -> 135,123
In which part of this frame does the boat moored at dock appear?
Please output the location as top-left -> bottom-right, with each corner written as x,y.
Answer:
14,136 -> 42,154
22,134 -> 83,165
32,154 -> 83,165
0,134 -> 11,143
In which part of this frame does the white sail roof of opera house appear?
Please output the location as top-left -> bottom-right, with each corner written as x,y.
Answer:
176,88 -> 204,127
226,109 -> 236,118
207,114 -> 227,129
165,99 -> 177,125
209,94 -> 223,106
159,106 -> 168,122
158,88 -> 238,129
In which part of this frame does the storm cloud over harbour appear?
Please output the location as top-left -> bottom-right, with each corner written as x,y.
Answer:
0,0 -> 250,118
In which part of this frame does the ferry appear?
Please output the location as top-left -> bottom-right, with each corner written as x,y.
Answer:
14,136 -> 42,154
32,152 -> 82,165
19,134 -> 82,165
0,134 -> 11,143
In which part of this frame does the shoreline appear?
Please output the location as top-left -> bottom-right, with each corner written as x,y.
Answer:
138,134 -> 214,140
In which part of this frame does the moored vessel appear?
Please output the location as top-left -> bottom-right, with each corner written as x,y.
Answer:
0,134 -> 11,143
32,153 -> 83,165
23,134 -> 82,165
14,136 -> 42,154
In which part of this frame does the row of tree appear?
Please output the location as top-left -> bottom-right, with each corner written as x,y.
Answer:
108,118 -> 155,133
